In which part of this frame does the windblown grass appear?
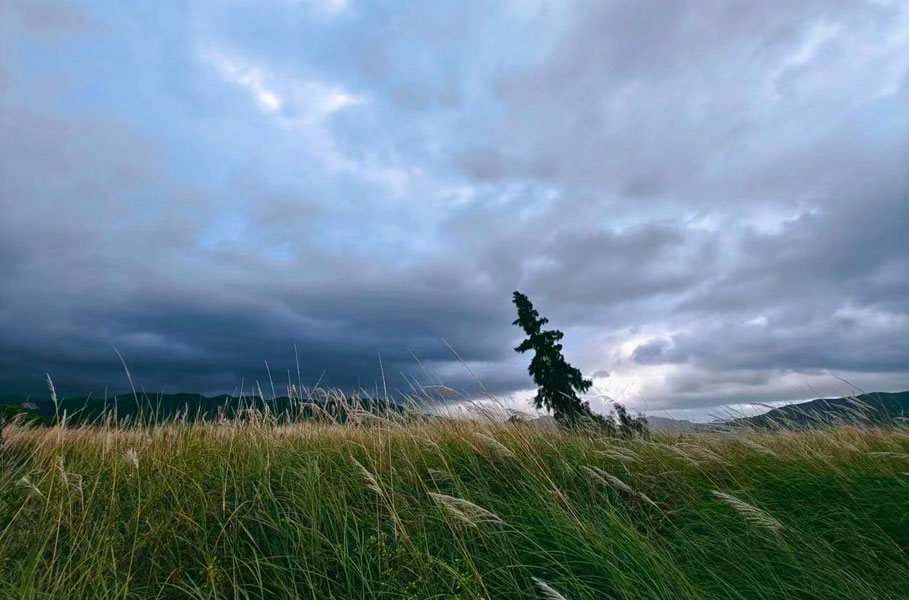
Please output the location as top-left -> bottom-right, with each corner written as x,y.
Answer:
0,414 -> 907,599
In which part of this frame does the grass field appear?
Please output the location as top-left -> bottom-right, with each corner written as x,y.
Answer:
1,413 -> 907,599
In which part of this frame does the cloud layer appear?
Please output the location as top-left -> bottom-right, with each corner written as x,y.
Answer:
1,0 -> 907,414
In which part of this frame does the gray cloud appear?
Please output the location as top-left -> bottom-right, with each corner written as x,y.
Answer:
1,0 -> 907,411
632,339 -> 688,365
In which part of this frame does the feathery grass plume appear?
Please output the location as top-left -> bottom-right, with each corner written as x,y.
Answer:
738,436 -> 779,458
678,443 -> 728,464
17,475 -> 44,498
636,491 -> 661,511
428,492 -> 503,526
665,445 -> 700,466
645,441 -> 699,465
584,465 -> 632,493
600,443 -> 638,458
712,491 -> 782,532
47,373 -> 59,419
352,457 -> 386,497
533,577 -> 569,600
596,449 -> 636,463
124,448 -> 139,470
475,432 -> 515,458
738,437 -> 778,457
582,465 -> 607,486
585,466 -> 661,512
825,437 -> 862,454
428,467 -> 454,482
56,456 -> 68,485
867,452 -> 909,460
56,456 -> 81,482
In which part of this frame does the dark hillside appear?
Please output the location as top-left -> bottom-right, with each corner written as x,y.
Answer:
734,391 -> 909,428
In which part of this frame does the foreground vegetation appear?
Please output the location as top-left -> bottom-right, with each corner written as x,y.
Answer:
1,414 -> 907,599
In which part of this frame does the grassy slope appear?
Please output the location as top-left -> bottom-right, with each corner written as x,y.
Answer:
0,420 -> 907,599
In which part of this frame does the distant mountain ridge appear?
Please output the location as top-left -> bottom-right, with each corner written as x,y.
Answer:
732,391 -> 909,428
644,416 -> 702,432
5,390 -> 909,429
644,391 -> 909,431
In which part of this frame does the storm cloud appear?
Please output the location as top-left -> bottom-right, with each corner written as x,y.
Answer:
1,0 -> 907,414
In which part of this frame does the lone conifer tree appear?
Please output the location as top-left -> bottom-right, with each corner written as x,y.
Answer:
512,291 -> 594,422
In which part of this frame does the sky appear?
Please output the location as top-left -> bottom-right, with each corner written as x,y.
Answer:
1,0 -> 907,418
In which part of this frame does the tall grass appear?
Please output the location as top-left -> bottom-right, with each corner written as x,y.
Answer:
0,410 -> 907,599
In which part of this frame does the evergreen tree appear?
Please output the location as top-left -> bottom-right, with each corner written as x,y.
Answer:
512,291 -> 595,423
512,291 -> 648,435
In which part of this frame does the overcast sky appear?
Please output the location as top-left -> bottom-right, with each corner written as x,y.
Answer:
1,0 -> 907,416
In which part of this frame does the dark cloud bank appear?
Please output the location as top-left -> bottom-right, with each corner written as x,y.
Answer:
1,0 -> 907,412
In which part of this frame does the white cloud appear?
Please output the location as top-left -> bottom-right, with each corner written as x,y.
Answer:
204,50 -> 284,113
781,21 -> 841,71
288,0 -> 350,16
202,48 -> 361,121
200,46 -> 372,174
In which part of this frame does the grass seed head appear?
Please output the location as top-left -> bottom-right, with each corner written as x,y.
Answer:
475,432 -> 515,458
124,447 -> 139,470
533,577 -> 569,600
867,452 -> 909,460
352,458 -> 385,497
712,491 -> 782,532
739,437 -> 778,457
428,492 -> 504,526
583,465 -> 632,494
17,475 -> 44,498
